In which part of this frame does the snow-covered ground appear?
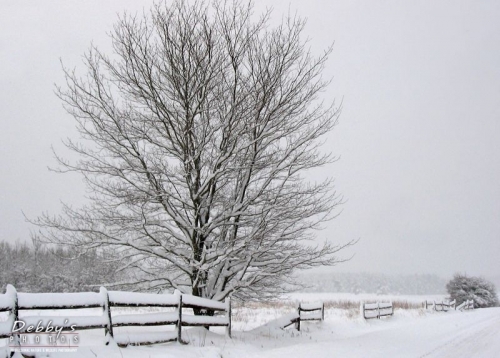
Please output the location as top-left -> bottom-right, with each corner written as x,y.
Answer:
1,293 -> 499,358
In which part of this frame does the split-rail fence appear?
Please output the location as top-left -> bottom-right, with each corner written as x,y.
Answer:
0,284 -> 231,352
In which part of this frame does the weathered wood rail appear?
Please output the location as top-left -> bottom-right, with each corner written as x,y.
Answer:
0,284 -> 231,352
361,302 -> 393,319
280,302 -> 324,331
456,299 -> 474,311
423,299 -> 456,311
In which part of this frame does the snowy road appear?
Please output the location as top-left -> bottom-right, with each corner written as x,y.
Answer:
238,308 -> 500,358
420,309 -> 500,358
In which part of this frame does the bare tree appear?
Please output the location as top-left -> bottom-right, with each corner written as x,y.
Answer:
34,0 -> 353,303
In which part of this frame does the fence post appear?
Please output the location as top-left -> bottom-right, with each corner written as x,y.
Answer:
175,291 -> 184,344
321,303 -> 325,321
7,285 -> 19,356
377,302 -> 380,319
295,303 -> 301,331
361,302 -> 365,319
100,287 -> 114,342
225,297 -> 232,338
391,301 -> 394,316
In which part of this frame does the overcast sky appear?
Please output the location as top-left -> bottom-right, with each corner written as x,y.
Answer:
1,0 -> 499,279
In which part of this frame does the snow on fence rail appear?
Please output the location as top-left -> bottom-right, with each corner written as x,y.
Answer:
361,302 -> 393,319
280,301 -> 324,331
0,284 -> 231,350
423,300 -> 456,311
456,299 -> 474,311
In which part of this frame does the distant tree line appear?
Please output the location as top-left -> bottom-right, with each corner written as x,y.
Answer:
0,239 -> 125,293
297,272 -> 448,295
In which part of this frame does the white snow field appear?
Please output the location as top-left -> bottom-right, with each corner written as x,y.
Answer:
1,293 -> 499,358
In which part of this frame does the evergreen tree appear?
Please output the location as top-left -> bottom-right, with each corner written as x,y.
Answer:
446,273 -> 499,308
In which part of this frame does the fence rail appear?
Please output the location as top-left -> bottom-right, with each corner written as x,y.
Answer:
295,302 -> 324,331
456,299 -> 474,311
280,302 -> 324,331
0,284 -> 231,351
423,300 -> 456,311
361,302 -> 393,319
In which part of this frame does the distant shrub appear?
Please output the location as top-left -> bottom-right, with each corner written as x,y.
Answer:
446,273 -> 499,308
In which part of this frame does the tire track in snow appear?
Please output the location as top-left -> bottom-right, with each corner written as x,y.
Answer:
419,312 -> 500,358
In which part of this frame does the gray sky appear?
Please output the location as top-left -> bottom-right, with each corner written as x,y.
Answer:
1,0 -> 499,279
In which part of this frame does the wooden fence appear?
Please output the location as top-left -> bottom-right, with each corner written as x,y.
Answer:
295,302 -> 324,331
280,302 -> 324,331
361,302 -> 393,319
456,299 -> 474,311
0,284 -> 231,350
423,300 -> 456,311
